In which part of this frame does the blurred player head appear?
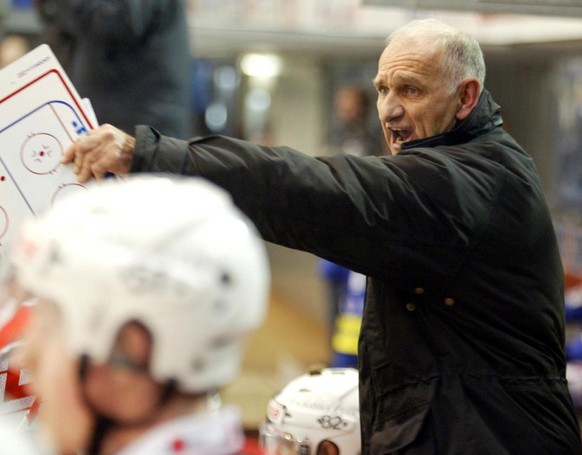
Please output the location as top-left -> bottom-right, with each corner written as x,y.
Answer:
9,175 -> 270,454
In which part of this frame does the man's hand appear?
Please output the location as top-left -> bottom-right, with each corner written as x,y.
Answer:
61,124 -> 136,183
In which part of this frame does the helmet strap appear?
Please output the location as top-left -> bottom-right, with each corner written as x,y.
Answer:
79,355 -> 112,455
87,415 -> 114,455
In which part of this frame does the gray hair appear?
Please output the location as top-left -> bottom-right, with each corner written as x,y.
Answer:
386,18 -> 485,93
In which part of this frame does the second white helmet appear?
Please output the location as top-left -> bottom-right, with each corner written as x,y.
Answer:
260,368 -> 360,455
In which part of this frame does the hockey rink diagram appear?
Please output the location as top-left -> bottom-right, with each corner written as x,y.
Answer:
0,52 -> 94,266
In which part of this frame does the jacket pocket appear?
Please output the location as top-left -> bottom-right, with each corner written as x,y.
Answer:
370,362 -> 436,452
371,399 -> 431,453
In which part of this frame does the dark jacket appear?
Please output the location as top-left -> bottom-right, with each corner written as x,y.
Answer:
131,90 -> 582,454
37,0 -> 192,139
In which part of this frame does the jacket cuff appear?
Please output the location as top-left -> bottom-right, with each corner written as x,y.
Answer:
131,125 -> 159,172
132,125 -> 190,174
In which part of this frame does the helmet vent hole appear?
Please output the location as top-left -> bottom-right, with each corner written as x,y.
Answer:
48,241 -> 62,265
211,335 -> 230,348
191,357 -> 206,372
220,272 -> 231,286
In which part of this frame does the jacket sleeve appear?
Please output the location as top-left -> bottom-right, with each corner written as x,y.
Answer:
132,126 -> 504,289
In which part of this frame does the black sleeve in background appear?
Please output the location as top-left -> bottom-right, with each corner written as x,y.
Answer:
37,0 -> 174,42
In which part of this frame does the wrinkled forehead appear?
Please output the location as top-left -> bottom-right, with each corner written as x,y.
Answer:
377,36 -> 446,81
383,34 -> 443,64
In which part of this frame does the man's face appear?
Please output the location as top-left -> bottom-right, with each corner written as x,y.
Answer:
374,37 -> 462,155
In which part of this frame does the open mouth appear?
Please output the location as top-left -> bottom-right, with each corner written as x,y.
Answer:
391,128 -> 413,145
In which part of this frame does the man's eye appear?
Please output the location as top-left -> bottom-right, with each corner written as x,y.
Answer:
405,86 -> 418,95
377,86 -> 388,95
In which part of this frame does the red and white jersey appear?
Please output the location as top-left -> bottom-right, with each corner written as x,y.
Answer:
118,406 -> 246,455
0,300 -> 37,430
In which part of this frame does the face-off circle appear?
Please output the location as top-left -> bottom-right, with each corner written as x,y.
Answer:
51,183 -> 87,207
0,207 -> 7,241
20,133 -> 63,175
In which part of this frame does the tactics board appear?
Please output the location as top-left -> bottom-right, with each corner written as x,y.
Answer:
0,44 -> 96,275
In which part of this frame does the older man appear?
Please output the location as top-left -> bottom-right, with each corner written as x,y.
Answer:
62,18 -> 581,455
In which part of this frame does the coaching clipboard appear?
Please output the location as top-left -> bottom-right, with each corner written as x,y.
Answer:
0,44 -> 96,273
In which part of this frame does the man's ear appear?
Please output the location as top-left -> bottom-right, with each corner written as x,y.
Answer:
455,79 -> 481,121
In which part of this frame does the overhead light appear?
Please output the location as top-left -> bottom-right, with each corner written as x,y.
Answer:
240,53 -> 282,78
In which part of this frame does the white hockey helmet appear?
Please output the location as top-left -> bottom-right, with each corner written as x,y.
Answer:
260,368 -> 360,455
10,175 -> 270,393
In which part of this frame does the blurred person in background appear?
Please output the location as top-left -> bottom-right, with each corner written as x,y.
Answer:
60,18 -> 582,454
34,0 -> 193,139
329,271 -> 365,369
318,257 -> 350,348
0,34 -> 30,68
326,85 -> 384,157
319,85 -> 384,362
7,175 -> 270,455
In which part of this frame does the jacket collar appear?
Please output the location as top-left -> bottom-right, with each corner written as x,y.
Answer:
401,89 -> 504,150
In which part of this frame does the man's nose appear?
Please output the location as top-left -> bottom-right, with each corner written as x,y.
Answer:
378,93 -> 404,122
